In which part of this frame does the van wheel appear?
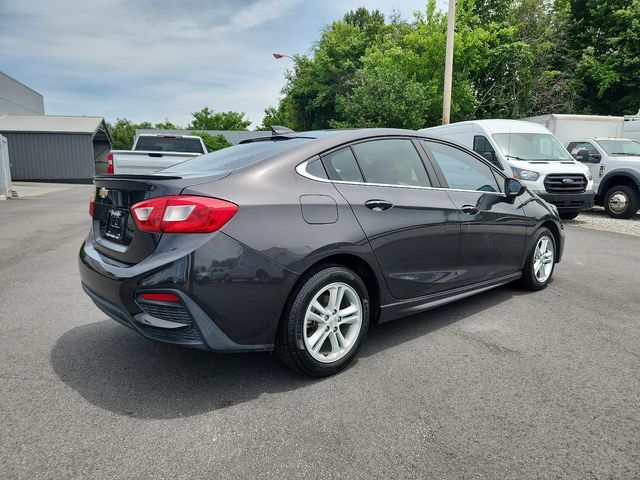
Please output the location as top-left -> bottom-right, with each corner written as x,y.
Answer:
275,266 -> 369,377
520,227 -> 556,291
604,185 -> 639,219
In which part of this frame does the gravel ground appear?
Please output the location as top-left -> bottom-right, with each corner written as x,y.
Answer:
564,206 -> 640,237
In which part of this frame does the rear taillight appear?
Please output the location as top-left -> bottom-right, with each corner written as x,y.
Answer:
89,191 -> 95,216
130,195 -> 238,233
106,153 -> 114,174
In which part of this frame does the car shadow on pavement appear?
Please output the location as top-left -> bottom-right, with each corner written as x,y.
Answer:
51,284 -> 528,419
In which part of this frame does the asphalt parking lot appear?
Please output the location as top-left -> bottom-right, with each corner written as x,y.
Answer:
1,185 -> 639,479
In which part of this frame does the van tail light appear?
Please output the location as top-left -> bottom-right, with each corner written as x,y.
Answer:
130,195 -> 238,233
89,191 -> 95,217
106,153 -> 114,174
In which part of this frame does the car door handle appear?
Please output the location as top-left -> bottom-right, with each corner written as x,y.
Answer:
461,205 -> 479,215
365,200 -> 393,212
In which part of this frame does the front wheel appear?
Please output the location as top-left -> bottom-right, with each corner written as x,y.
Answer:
520,227 -> 556,291
603,185 -> 639,219
275,266 -> 370,377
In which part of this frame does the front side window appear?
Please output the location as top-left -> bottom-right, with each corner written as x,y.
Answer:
425,141 -> 500,192
597,139 -> 640,156
570,142 -> 598,156
492,133 -> 571,161
351,139 -> 431,187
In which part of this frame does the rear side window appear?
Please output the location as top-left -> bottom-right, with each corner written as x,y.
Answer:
322,148 -> 364,182
352,139 -> 431,187
163,138 -> 311,174
424,141 -> 499,192
135,136 -> 205,153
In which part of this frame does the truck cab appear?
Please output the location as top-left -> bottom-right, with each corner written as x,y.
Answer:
568,138 -> 640,218
422,120 -> 595,219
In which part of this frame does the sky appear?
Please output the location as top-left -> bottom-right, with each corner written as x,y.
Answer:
0,0 -> 444,129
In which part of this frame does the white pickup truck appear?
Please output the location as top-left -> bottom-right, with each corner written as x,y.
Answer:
568,138 -> 640,218
106,134 -> 207,175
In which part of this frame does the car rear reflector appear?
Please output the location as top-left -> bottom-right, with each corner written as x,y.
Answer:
140,292 -> 181,302
130,195 -> 238,233
89,192 -> 95,217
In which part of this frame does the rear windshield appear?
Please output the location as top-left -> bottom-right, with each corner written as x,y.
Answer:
135,136 -> 205,153
161,138 -> 312,174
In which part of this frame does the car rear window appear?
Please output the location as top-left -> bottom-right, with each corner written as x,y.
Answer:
135,136 -> 205,153
162,138 -> 312,174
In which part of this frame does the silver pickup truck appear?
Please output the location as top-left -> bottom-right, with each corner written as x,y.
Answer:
106,134 -> 208,175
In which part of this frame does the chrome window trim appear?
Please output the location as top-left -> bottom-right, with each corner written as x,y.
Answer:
295,160 -> 507,197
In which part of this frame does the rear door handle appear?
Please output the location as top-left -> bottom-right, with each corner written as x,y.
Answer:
461,205 -> 479,215
365,200 -> 393,212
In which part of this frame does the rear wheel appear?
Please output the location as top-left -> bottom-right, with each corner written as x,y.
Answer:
520,227 -> 556,291
559,211 -> 580,220
603,185 -> 639,219
275,266 -> 370,377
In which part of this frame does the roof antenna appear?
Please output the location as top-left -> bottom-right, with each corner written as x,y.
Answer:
271,125 -> 295,136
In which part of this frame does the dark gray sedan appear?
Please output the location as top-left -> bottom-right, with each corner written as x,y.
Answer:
79,128 -> 563,376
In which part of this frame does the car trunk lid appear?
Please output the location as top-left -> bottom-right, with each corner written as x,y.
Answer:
91,173 -> 229,264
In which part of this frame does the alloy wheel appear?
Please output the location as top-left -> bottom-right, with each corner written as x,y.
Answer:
303,282 -> 363,363
533,236 -> 554,283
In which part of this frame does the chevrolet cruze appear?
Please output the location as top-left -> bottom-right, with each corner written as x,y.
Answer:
79,128 -> 564,376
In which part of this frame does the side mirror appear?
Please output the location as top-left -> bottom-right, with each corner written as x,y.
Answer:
573,148 -> 591,163
505,178 -> 525,197
591,153 -> 602,163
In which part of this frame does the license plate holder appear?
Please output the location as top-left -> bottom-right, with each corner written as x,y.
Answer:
105,208 -> 128,241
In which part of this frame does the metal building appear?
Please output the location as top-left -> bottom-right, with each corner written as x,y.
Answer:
0,115 -> 111,182
0,71 -> 45,116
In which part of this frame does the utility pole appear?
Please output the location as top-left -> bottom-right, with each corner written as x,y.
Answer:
442,0 -> 456,125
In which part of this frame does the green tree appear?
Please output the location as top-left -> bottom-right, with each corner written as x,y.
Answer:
258,105 -> 293,130
563,0 -> 640,114
188,107 -> 251,130
190,132 -> 232,152
154,118 -> 181,130
108,118 -> 152,150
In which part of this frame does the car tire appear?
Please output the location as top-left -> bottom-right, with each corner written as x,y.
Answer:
519,227 -> 556,291
603,185 -> 639,219
559,211 -> 580,220
275,265 -> 370,377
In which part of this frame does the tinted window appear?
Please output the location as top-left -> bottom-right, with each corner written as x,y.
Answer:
351,139 -> 431,187
425,141 -> 499,192
163,138 -> 311,174
135,136 -> 205,153
305,157 -> 328,179
597,139 -> 640,156
322,148 -> 364,182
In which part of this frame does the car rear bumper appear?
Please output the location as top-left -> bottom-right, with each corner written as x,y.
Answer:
536,191 -> 595,211
78,231 -> 298,351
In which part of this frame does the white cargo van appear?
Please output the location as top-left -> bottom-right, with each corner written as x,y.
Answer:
422,120 -> 595,219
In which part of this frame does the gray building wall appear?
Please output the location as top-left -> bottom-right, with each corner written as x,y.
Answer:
3,132 -> 95,181
0,72 -> 45,115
